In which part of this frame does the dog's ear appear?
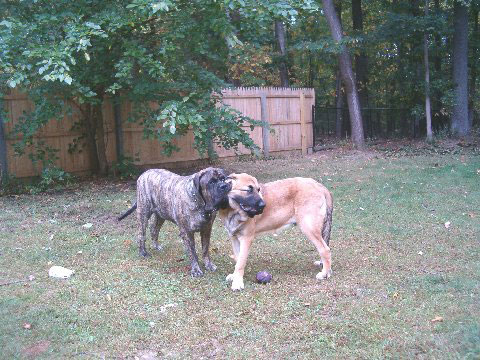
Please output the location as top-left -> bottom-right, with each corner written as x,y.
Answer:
226,174 -> 237,185
219,168 -> 230,180
193,168 -> 208,193
193,168 -> 216,212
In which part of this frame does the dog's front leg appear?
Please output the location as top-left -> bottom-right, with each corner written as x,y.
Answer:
200,222 -> 216,272
226,235 -> 253,291
180,230 -> 203,277
230,236 -> 240,262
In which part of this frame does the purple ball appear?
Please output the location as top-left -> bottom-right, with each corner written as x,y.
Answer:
256,271 -> 273,284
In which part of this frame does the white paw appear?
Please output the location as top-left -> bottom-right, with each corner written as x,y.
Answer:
226,273 -> 244,290
316,269 -> 332,280
313,260 -> 323,267
231,276 -> 244,291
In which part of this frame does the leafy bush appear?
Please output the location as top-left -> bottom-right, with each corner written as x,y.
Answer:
111,155 -> 140,179
29,166 -> 74,194
0,175 -> 26,196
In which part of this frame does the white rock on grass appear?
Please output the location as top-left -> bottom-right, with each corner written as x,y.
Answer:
48,266 -> 74,279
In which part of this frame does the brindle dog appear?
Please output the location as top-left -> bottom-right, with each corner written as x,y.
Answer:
118,167 -> 231,277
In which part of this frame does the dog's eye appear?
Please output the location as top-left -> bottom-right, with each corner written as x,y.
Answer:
248,186 -> 253,193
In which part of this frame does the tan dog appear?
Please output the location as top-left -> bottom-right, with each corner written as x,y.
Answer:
218,173 -> 333,291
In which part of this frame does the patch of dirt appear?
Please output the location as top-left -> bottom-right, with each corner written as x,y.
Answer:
94,213 -> 125,227
22,340 -> 50,358
312,136 -> 479,159
135,349 -> 159,360
370,137 -> 479,157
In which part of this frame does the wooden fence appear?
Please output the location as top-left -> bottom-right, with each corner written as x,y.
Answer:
1,87 -> 314,178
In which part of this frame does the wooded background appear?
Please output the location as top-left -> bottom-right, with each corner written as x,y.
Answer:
1,0 -> 478,181
2,88 -> 314,178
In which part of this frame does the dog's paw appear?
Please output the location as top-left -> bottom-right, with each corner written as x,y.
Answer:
316,269 -> 332,280
190,264 -> 204,278
205,261 -> 217,272
313,260 -> 323,267
139,249 -> 151,257
231,277 -> 244,291
226,273 -> 244,291
153,243 -> 163,252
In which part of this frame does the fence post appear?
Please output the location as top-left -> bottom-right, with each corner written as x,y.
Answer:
300,91 -> 307,155
260,93 -> 269,157
312,104 -> 316,148
0,109 -> 8,184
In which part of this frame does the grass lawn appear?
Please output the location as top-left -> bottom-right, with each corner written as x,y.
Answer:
1,141 -> 479,359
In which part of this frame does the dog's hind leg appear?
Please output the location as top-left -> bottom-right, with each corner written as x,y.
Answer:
137,211 -> 151,257
180,230 -> 203,277
298,214 -> 332,280
200,221 -> 217,272
150,215 -> 165,251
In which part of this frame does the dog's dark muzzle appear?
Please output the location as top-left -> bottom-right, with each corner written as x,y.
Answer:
255,199 -> 266,214
206,180 -> 232,212
236,197 -> 266,218
219,181 -> 232,193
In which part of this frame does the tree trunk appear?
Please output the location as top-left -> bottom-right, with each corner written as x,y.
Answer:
433,0 -> 443,121
322,0 -> 365,149
469,8 -> 478,128
83,96 -> 108,176
433,0 -> 442,74
352,0 -> 369,109
275,20 -> 289,87
0,111 -> 8,184
424,0 -> 433,142
93,100 -> 108,176
451,1 -> 469,136
113,99 -> 124,160
335,2 -> 343,138
335,70 -> 344,138
84,104 -> 100,174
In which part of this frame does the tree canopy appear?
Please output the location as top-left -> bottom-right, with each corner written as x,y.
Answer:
1,0 -> 478,174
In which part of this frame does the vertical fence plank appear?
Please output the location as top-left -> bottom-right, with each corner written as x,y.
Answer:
300,91 -> 306,155
260,93 -> 270,157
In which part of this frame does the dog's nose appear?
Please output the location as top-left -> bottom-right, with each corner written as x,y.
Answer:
220,182 -> 230,191
257,200 -> 266,210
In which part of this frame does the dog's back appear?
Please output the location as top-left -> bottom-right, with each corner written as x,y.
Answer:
254,177 -> 332,238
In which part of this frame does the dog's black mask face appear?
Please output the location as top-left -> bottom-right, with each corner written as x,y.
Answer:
194,168 -> 231,212
231,191 -> 265,218
227,174 -> 266,218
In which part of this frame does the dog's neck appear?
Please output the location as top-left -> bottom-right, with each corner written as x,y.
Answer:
219,204 -> 249,237
225,211 -> 248,237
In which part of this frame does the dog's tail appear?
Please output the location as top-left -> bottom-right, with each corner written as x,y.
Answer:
322,202 -> 333,246
118,202 -> 137,221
